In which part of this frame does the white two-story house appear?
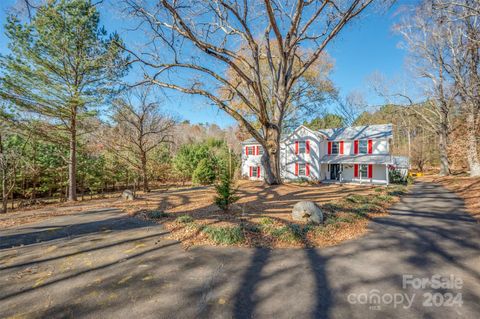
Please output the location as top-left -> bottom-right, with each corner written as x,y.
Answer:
241,124 -> 409,185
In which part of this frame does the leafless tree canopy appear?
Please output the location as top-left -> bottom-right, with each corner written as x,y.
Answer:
122,0 -> 377,184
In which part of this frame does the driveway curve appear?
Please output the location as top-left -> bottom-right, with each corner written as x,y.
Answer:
0,181 -> 479,318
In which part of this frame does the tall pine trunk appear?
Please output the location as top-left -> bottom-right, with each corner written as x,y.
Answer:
466,112 -> 480,176
261,124 -> 281,185
68,115 -> 77,201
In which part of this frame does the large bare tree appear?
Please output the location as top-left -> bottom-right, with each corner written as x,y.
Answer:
104,86 -> 174,192
122,0 -> 377,184
397,0 -> 480,176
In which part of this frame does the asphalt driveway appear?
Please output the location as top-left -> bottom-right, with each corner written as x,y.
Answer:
0,181 -> 479,318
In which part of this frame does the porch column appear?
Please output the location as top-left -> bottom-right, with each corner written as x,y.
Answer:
386,164 -> 389,185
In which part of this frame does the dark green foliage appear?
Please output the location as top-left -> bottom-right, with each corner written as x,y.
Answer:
148,211 -> 169,219
202,225 -> 244,245
304,113 -> 345,130
192,158 -> 217,185
214,169 -> 238,212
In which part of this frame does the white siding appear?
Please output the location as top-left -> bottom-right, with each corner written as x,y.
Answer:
241,126 -> 395,184
241,144 -> 263,180
281,126 -> 324,181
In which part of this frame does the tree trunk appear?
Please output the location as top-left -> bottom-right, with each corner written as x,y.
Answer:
261,125 -> 282,185
466,112 -> 480,176
0,134 -> 6,214
1,167 -> 7,214
68,118 -> 77,201
141,152 -> 149,192
438,128 -> 451,176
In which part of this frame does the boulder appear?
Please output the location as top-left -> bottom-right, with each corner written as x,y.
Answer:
121,190 -> 135,201
291,201 -> 323,224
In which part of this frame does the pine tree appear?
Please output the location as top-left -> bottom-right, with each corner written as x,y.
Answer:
0,0 -> 127,201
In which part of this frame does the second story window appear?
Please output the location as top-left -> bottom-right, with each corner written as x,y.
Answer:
331,141 -> 339,155
359,140 -> 368,154
246,146 -> 255,155
298,141 -> 306,154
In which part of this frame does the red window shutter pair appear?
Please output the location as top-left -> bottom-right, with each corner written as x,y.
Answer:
354,140 -> 359,154
295,163 -> 299,176
327,141 -> 332,154
368,140 -> 373,154
354,164 -> 359,178
368,164 -> 373,178
249,166 -> 261,178
339,141 -> 344,155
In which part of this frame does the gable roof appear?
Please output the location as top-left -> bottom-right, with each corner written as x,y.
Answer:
318,124 -> 393,141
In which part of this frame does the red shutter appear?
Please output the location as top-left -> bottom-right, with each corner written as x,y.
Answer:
249,166 -> 253,177
328,142 -> 332,155
295,163 -> 299,176
306,140 -> 310,154
354,164 -> 359,178
257,166 -> 261,178
256,146 -> 259,155
306,163 -> 310,176
340,141 -> 344,155
245,146 -> 248,156
368,140 -> 373,154
295,141 -> 299,155
368,164 -> 373,178
354,140 -> 359,154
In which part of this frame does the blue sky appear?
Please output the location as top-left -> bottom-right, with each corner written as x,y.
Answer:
0,0 -> 417,127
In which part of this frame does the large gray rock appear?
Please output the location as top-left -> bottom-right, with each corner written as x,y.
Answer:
121,190 -> 135,201
291,201 -> 323,224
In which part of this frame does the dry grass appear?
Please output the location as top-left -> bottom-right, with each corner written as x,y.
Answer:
419,175 -> 480,221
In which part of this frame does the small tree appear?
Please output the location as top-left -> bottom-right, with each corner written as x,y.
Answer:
214,169 -> 238,212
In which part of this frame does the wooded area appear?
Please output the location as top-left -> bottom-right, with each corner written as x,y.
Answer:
0,0 -> 479,213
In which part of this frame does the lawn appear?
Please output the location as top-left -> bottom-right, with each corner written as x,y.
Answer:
132,180 -> 408,248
